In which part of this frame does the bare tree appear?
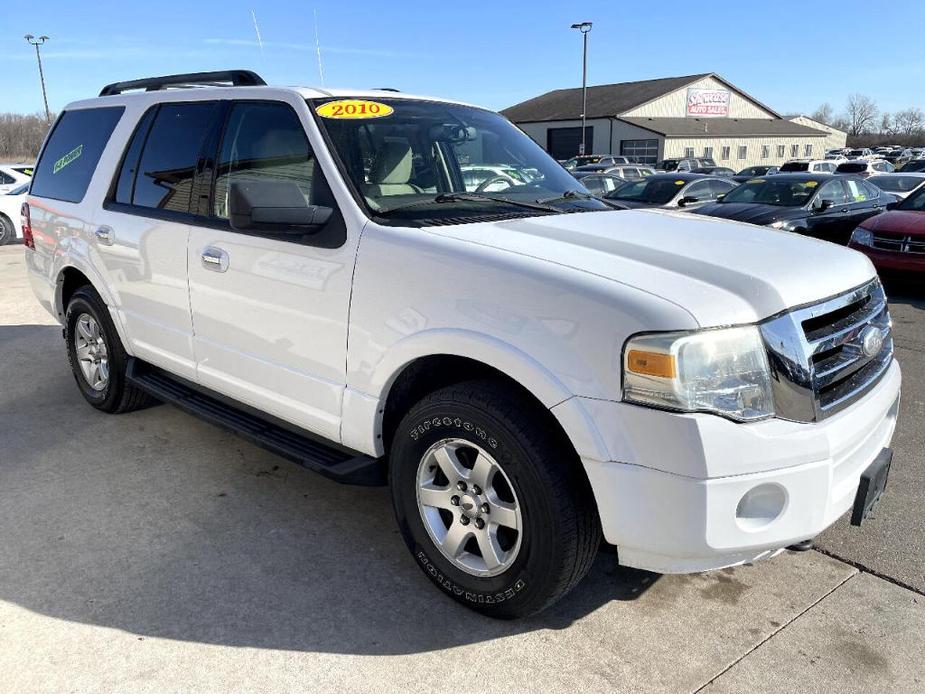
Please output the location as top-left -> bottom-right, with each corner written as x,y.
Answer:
893,108 -> 925,136
0,113 -> 52,161
811,103 -> 834,125
880,112 -> 895,137
845,94 -> 879,136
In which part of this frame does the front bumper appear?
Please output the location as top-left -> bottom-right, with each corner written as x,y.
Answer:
578,360 -> 901,574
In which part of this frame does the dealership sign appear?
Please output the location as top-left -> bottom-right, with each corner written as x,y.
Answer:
686,88 -> 730,117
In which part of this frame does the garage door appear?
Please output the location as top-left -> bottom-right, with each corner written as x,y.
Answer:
547,127 -> 593,160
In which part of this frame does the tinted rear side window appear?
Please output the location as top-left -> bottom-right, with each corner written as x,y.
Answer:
780,162 -> 809,172
131,102 -> 219,212
31,107 -> 124,203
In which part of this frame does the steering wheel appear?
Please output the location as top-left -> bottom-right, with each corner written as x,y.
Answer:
475,175 -> 517,193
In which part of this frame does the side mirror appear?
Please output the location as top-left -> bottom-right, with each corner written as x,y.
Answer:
886,201 -> 899,210
229,180 -> 331,234
677,196 -> 700,207
814,198 -> 834,212
716,193 -> 726,201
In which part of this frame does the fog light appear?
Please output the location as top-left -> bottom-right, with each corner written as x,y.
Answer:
735,483 -> 787,531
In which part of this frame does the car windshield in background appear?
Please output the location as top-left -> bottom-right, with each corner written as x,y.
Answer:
869,175 -> 925,193
837,163 -> 868,173
721,178 -> 819,206
7,183 -> 28,195
899,185 -> 925,211
605,177 -> 685,204
779,162 -> 810,172
311,98 -> 607,223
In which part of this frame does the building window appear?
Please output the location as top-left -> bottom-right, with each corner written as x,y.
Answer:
738,146 -> 747,160
721,146 -> 731,160
777,145 -> 786,157
761,145 -> 770,159
791,144 -> 799,158
620,139 -> 659,165
684,147 -> 695,158
804,144 -> 813,157
704,146 -> 713,159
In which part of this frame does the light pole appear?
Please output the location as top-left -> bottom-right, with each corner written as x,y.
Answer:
570,21 -> 592,156
24,34 -> 51,121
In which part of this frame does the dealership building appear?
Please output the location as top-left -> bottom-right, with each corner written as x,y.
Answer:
503,73 -> 832,170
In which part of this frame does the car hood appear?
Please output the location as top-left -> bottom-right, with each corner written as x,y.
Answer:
861,209 -> 925,236
431,209 -> 875,327
693,202 -> 803,226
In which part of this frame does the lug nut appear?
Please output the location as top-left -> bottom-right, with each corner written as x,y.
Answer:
474,518 -> 485,529
457,481 -> 467,492
471,485 -> 482,495
450,495 -> 460,506
481,503 -> 490,514
460,515 -> 470,526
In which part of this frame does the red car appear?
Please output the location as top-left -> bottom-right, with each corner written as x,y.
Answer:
849,183 -> 925,273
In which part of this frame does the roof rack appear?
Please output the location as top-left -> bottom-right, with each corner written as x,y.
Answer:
99,70 -> 266,97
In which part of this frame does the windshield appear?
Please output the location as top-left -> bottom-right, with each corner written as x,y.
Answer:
780,162 -> 809,172
311,98 -> 607,224
721,178 -> 820,206
870,175 -> 925,193
899,184 -> 925,211
837,163 -> 867,173
605,177 -> 685,204
7,183 -> 28,195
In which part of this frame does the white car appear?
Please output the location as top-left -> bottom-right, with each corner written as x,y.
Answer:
0,164 -> 32,194
0,182 -> 27,244
867,173 -> 925,199
779,159 -> 838,174
23,71 -> 900,618
835,159 -> 895,177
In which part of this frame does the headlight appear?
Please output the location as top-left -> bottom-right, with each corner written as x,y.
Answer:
770,220 -> 796,231
623,326 -> 774,421
850,227 -> 874,246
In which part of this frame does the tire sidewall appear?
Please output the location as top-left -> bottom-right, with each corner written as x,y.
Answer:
65,289 -> 126,410
391,397 -> 564,615
0,215 -> 14,245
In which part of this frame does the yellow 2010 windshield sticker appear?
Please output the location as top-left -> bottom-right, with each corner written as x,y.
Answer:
805,181 -> 818,187
316,99 -> 394,119
675,180 -> 685,185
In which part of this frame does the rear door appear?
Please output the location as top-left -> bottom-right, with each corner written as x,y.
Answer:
843,178 -> 889,233
93,101 -> 221,380
186,98 -> 357,441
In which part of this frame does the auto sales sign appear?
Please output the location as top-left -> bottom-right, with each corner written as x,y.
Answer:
686,88 -> 730,117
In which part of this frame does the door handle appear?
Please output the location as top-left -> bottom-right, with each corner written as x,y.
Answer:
201,246 -> 229,273
94,226 -> 114,245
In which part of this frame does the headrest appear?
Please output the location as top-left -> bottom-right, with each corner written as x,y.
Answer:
369,140 -> 413,185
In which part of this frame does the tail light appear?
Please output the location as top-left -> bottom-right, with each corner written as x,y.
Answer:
21,202 -> 34,250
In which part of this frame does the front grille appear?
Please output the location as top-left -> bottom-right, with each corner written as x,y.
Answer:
760,280 -> 893,422
872,232 -> 925,254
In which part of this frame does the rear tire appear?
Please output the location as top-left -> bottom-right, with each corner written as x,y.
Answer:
390,379 -> 601,618
0,215 -> 16,245
64,285 -> 156,413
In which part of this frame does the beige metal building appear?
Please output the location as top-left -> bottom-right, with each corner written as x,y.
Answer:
786,115 -> 848,151
503,73 -> 830,171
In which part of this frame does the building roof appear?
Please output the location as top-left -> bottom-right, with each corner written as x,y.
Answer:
620,117 -> 826,138
784,115 -> 848,135
502,73 -> 712,122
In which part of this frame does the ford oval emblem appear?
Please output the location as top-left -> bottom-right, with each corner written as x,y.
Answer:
860,326 -> 884,358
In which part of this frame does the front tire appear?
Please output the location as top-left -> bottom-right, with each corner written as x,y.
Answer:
64,286 -> 156,413
0,215 -> 16,245
390,380 -> 601,618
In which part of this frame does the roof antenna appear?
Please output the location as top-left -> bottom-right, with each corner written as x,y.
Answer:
314,8 -> 325,86
251,10 -> 265,64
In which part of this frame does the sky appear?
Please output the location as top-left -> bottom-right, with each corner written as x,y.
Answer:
2,0 -> 924,118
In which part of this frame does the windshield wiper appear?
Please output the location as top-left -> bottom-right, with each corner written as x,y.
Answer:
376,192 -> 562,216
536,189 -> 594,204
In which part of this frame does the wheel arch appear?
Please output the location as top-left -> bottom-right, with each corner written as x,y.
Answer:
54,264 -> 132,353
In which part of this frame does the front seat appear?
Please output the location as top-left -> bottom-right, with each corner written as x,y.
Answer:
363,140 -> 422,198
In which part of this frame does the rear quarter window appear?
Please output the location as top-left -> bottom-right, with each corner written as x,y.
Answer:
30,106 -> 124,203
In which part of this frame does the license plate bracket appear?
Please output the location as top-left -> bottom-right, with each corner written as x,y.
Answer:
850,447 -> 892,526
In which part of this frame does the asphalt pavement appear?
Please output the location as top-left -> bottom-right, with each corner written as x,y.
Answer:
1,245 -> 922,693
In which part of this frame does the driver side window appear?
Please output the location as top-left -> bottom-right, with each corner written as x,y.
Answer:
684,180 -> 713,201
816,180 -> 848,206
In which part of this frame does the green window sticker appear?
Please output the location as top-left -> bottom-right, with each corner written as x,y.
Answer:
53,145 -> 83,174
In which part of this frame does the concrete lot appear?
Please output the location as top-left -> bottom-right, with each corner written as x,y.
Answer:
0,245 -> 923,693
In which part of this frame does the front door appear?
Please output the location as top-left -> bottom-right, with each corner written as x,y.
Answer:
804,178 -> 851,244
186,100 -> 357,441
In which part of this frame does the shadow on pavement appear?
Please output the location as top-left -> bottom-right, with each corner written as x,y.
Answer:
0,323 -> 660,655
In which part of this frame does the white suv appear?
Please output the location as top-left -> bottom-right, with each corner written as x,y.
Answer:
23,71 -> 901,618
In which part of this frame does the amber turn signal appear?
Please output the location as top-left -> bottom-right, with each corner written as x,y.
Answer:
626,350 -> 676,378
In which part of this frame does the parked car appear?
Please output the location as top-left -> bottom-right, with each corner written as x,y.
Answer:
655,157 -> 716,173
846,148 -> 874,159
605,164 -> 655,180
602,173 -> 736,210
733,165 -> 779,183
0,165 -> 31,194
693,173 -> 893,244
835,160 -> 895,178
690,166 -> 736,177
23,70 -> 899,618
867,173 -> 925,200
562,155 -> 630,171
571,172 -> 627,197
460,164 -> 532,192
899,159 -> 925,173
849,182 -> 925,275
779,159 -> 838,174
882,149 -> 913,167
0,182 -> 28,244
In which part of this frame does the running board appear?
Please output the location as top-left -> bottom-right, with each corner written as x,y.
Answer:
125,359 -> 385,486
